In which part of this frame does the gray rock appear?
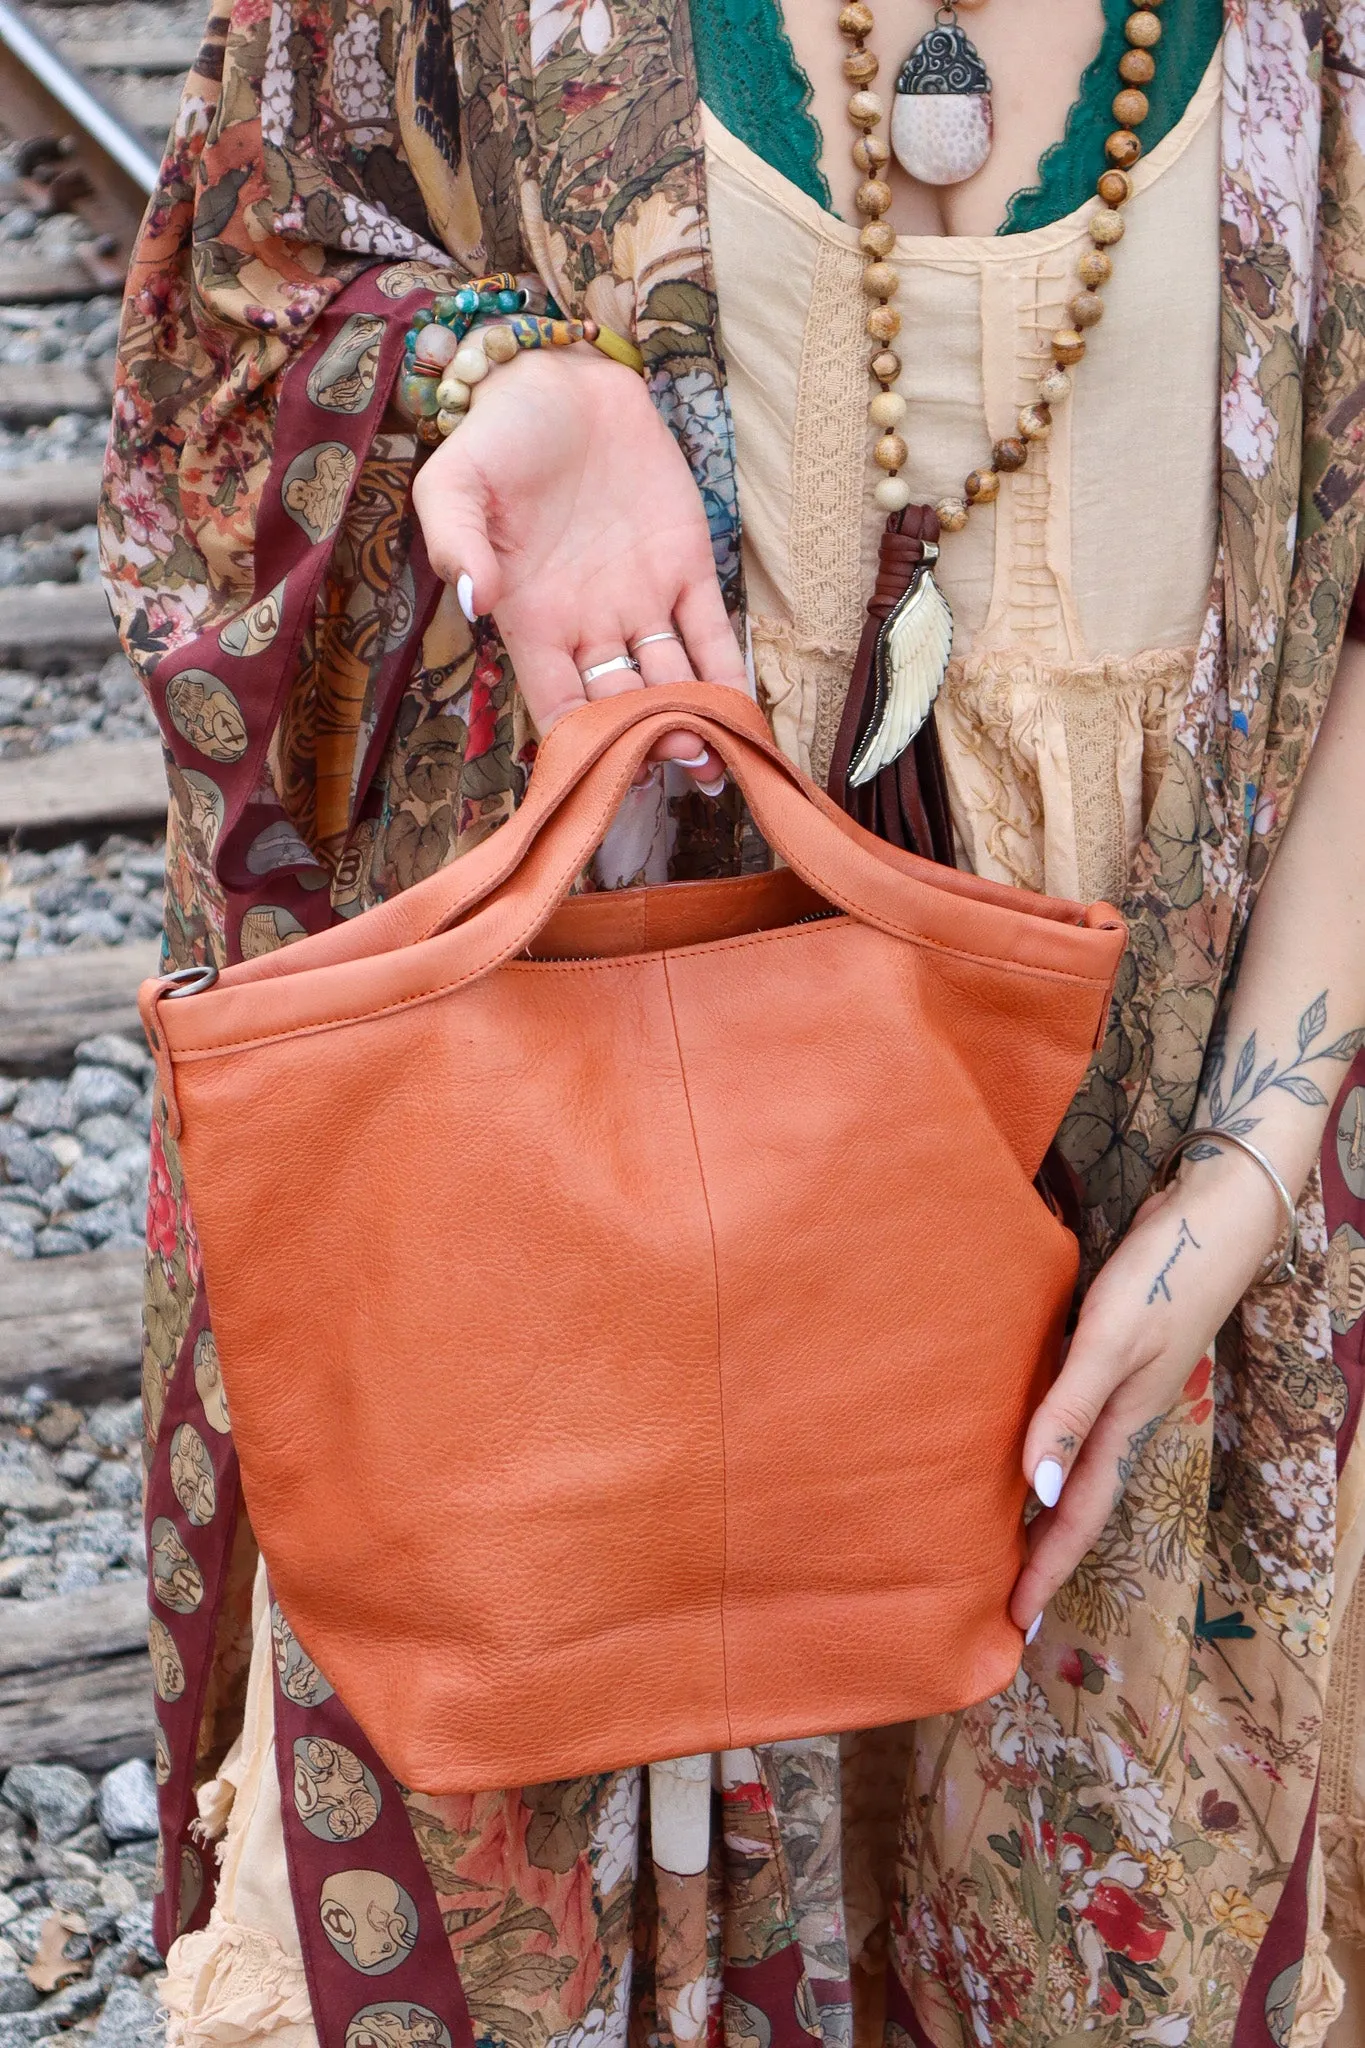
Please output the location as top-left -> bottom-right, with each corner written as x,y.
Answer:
0,1523 -> 53,1558
0,1211 -> 34,1258
0,1983 -> 36,2020
33,1228 -> 86,1258
96,1764 -> 157,1847
0,1081 -> 16,1113
0,1469 -> 69,1521
11,1082 -> 73,1137
0,1140 -> 60,1195
1,1765 -> 94,1843
52,1450 -> 96,1486
117,1902 -> 159,1967
0,1978 -> 104,2048
53,1556 -> 101,1595
70,1202 -> 138,1249
67,1512 -> 125,1557
87,1402 -> 142,1451
74,1037 -> 151,1081
60,1156 -> 127,1209
85,1462 -> 139,1509
93,1984 -> 164,2048
46,1879 -> 97,1914
76,1115 -> 140,1160
66,1068 -> 140,1122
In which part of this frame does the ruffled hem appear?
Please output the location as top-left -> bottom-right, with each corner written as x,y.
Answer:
160,1921 -> 317,2048
1288,1927 -> 1345,2047
1323,1815 -> 1365,1944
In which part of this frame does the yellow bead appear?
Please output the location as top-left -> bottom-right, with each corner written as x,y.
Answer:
436,375 -> 472,409
847,90 -> 885,129
992,437 -> 1027,473
1051,329 -> 1086,365
856,178 -> 893,217
863,261 -> 899,299
874,431 -> 908,471
853,134 -> 891,174
1018,402 -> 1053,440
964,468 -> 999,504
1077,249 -> 1112,288
860,220 -> 895,258
935,496 -> 969,532
844,48 -> 879,85
867,303 -> 901,342
1038,367 -> 1071,405
871,348 -> 901,382
868,390 -> 907,428
1105,129 -> 1142,169
1089,208 -> 1126,246
1119,46 -> 1155,83
482,325 -> 520,364
1097,169 -> 1133,207
435,408 -> 463,436
1113,87 -> 1149,126
1070,290 -> 1104,329
874,476 -> 914,513
838,1 -> 874,36
1125,9 -> 1162,46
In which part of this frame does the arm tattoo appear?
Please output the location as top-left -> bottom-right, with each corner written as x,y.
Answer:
1114,1415 -> 1161,1508
1195,990 -> 1365,1155
1146,1216 -> 1202,1305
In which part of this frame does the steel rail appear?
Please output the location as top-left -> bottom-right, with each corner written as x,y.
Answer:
0,0 -> 158,195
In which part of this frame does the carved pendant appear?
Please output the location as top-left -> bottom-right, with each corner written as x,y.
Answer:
848,546 -> 954,787
891,17 -> 993,188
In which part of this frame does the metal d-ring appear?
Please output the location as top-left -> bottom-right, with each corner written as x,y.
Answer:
161,963 -> 220,999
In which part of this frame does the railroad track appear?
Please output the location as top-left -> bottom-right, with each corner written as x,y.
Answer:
0,0 -> 177,1800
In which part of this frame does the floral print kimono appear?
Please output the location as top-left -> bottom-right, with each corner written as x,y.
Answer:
99,0 -> 1365,2043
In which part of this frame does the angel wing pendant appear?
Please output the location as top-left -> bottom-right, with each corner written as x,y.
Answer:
847,546 -> 954,787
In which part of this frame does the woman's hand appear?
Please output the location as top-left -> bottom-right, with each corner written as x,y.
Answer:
1009,1144 -> 1287,1635
411,344 -> 745,786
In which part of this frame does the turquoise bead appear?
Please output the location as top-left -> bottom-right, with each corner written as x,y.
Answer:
412,309 -> 432,328
432,296 -> 461,323
396,368 -> 441,421
496,289 -> 522,311
455,287 -> 479,312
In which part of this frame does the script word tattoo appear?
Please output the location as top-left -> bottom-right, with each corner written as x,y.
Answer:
1196,990 -> 1365,1155
1147,1216 -> 1202,1305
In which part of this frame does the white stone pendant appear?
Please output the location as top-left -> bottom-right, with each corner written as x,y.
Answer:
891,18 -> 993,187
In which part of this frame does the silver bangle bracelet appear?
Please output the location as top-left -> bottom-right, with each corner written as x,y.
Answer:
1156,1126 -> 1301,1286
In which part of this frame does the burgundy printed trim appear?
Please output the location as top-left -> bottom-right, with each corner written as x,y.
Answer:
143,1280 -> 241,1955
724,1948 -> 824,2048
269,1591 -> 476,2048
149,264 -> 444,964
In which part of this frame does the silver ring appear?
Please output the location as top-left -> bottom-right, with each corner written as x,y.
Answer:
628,630 -> 682,653
579,653 -> 641,684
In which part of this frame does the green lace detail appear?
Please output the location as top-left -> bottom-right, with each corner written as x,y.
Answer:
690,0 -> 832,212
688,0 -> 1221,234
1000,0 -> 1222,234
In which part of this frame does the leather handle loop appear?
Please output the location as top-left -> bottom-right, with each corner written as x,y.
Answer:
189,684 -> 1123,1018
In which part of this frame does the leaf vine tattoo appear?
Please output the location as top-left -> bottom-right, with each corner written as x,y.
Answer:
1113,1415 -> 1161,1508
1195,990 -> 1365,1156
1147,1216 -> 1202,1304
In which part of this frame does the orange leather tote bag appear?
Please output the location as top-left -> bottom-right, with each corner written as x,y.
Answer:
141,683 -> 1125,1793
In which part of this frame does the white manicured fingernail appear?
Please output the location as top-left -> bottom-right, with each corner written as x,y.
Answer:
673,751 -> 711,769
456,573 -> 476,622
1025,1614 -> 1042,1646
1033,1458 -> 1065,1509
696,776 -> 726,798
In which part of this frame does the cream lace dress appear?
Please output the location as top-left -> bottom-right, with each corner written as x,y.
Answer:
704,47 -> 1222,907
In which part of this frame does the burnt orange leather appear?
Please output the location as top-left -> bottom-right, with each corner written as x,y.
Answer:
140,683 -> 1126,1794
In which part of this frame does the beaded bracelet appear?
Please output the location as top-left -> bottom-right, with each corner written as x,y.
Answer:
395,273 -> 645,444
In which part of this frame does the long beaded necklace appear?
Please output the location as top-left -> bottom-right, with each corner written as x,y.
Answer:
836,0 -> 1165,787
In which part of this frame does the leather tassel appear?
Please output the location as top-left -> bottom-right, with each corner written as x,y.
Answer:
828,505 -> 957,865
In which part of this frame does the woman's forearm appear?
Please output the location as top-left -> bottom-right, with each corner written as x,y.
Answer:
1188,631 -> 1365,1198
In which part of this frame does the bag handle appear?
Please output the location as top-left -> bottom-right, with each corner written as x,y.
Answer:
194,683 -> 1123,996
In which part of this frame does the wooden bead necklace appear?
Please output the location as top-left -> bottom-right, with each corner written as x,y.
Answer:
836,0 -> 1166,784
845,1 -> 1162,524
